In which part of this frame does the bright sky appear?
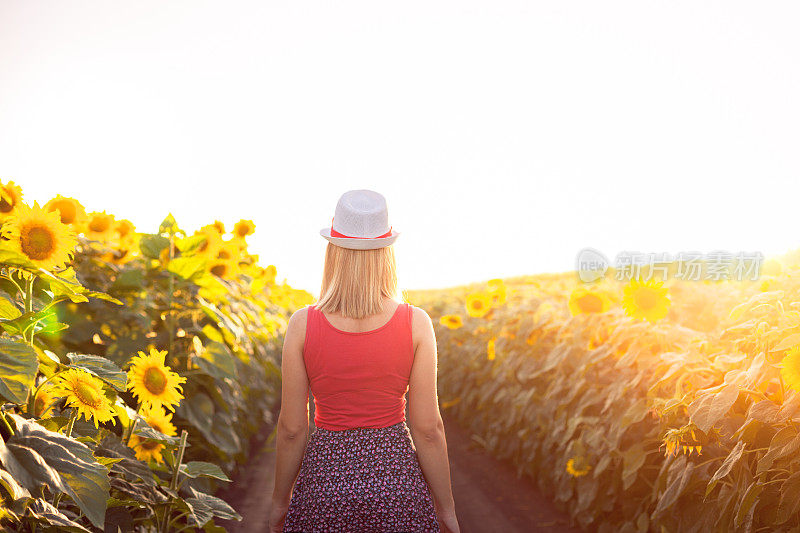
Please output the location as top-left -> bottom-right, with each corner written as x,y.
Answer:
1,2 -> 798,297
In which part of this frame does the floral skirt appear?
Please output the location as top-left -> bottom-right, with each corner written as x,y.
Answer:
282,420 -> 440,533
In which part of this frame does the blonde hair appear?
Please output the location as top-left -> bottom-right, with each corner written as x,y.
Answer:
315,243 -> 398,319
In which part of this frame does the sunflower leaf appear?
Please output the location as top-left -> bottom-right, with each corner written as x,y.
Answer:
179,461 -> 231,482
0,339 -> 38,404
0,249 -> 39,271
167,256 -> 208,281
184,486 -> 242,526
138,234 -> 170,259
2,414 -> 110,528
67,353 -> 127,391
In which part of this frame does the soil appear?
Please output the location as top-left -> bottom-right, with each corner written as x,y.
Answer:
216,412 -> 583,533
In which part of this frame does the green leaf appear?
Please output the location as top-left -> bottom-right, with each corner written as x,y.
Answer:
771,333 -> 800,352
0,249 -> 39,270
734,479 -> 763,529
133,424 -> 181,446
67,353 -> 127,391
110,268 -> 145,291
2,414 -> 110,528
176,234 -> 208,254
168,255 -> 208,281
689,384 -> 739,434
185,487 -> 241,526
0,466 -> 31,499
654,455 -> 694,516
38,267 -> 89,303
706,440 -> 746,497
757,426 -> 800,474
17,496 -> 92,532
778,471 -> 800,524
621,443 -> 647,490
139,234 -> 170,259
0,292 -> 21,319
195,341 -> 238,381
0,339 -> 38,404
180,461 -> 231,482
159,214 -> 180,235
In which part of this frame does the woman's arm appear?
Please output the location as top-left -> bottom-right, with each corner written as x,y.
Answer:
271,307 -> 311,507
407,306 -> 457,516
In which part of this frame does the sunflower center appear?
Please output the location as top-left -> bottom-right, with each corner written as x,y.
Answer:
210,263 -> 227,277
578,294 -> 603,313
51,201 -> 77,224
218,249 -> 231,259
20,224 -> 56,260
198,237 -> 209,252
0,197 -> 14,213
472,301 -> 484,310
143,367 -> 168,395
634,288 -> 658,310
74,380 -> 101,408
34,395 -> 48,416
89,217 -> 111,233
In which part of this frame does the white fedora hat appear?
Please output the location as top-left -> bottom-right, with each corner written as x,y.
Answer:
320,190 -> 400,250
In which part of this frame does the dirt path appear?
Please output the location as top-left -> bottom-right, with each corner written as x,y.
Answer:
217,413 -> 582,532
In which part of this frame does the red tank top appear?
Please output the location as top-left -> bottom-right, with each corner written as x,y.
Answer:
303,302 -> 414,431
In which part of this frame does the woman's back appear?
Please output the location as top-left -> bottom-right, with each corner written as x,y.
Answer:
304,299 -> 414,431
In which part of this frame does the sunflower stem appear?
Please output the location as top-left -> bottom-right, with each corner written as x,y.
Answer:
161,430 -> 188,533
0,411 -> 15,439
167,232 -> 175,359
124,402 -> 143,446
64,408 -> 78,437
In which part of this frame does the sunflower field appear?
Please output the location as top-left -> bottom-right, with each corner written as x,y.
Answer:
408,258 -> 800,532
0,180 -> 312,532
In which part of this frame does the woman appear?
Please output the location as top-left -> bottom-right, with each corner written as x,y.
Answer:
269,190 -> 460,533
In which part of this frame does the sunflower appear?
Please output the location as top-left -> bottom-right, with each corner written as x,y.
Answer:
622,278 -> 670,323
439,314 -> 463,329
211,220 -> 225,234
233,219 -> 255,238
487,279 -> 507,305
216,241 -> 241,261
465,291 -> 493,318
113,219 -> 136,240
0,180 -> 24,221
566,457 -> 591,477
193,226 -> 223,259
84,211 -> 116,241
43,195 -> 87,226
1,202 -> 78,271
779,346 -> 800,392
128,404 -> 177,463
262,264 -> 277,284
208,258 -> 240,280
29,383 -> 59,418
127,348 -> 187,412
51,369 -> 116,428
487,337 -> 497,360
568,286 -> 613,316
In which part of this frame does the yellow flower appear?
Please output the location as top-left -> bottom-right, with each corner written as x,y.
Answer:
43,195 -> 88,226
113,219 -> 136,240
85,211 -> 116,241
233,219 -> 255,238
568,286 -> 612,316
211,220 -> 225,234
194,226 -> 223,259
52,369 -> 116,428
466,291 -> 492,318
0,201 -> 78,271
208,258 -> 240,280
780,346 -> 800,392
487,337 -> 497,360
566,457 -> 591,477
439,314 -> 463,329
622,278 -> 670,323
127,348 -> 187,412
29,383 -> 59,418
128,404 -> 177,464
487,279 -> 507,305
217,241 -> 241,261
0,180 -> 24,221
